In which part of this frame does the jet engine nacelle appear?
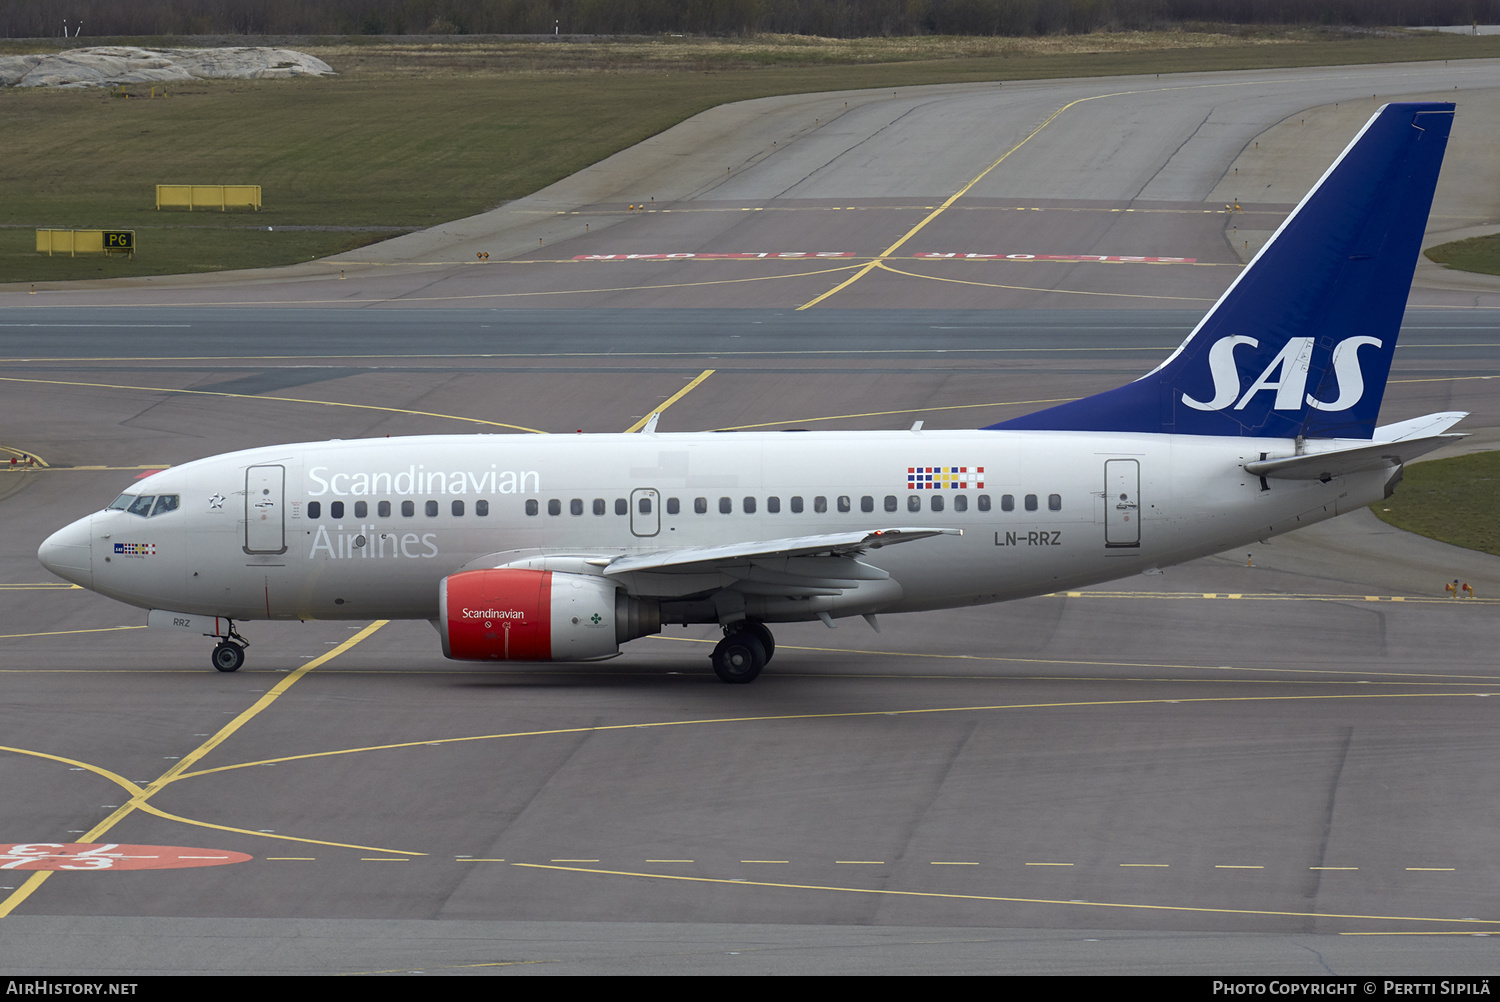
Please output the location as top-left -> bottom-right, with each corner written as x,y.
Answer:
439,568 -> 659,662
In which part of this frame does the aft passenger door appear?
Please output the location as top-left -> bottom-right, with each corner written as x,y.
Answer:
1104,459 -> 1140,548
244,464 -> 286,554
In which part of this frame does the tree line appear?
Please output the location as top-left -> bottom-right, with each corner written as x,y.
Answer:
14,0 -> 1500,40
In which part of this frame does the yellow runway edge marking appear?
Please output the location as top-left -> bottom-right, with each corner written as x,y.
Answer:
173,689 -> 1495,786
874,260 -> 1216,304
0,619 -> 402,919
20,263 -> 862,310
0,376 -> 545,434
0,447 -> 50,467
623,369 -> 714,433
512,862 -> 1500,928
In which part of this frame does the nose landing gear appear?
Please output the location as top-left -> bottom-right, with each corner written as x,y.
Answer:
710,621 -> 774,684
210,622 -> 249,673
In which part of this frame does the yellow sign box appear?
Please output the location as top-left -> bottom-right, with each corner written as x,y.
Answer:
156,184 -> 261,211
36,229 -> 135,257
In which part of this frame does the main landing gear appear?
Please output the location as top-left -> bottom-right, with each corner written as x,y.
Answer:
210,621 -> 249,673
711,621 -> 775,684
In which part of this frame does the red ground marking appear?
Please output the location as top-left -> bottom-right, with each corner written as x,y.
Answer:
0,843 -> 252,871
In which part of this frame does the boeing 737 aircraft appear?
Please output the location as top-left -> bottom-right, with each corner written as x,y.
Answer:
39,102 -> 1466,683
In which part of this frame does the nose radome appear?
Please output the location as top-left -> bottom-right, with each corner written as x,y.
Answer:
38,515 -> 93,589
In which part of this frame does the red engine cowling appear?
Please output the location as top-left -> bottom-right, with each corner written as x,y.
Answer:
439,568 -> 657,662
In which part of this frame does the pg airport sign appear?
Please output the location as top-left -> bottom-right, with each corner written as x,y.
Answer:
35,229 -> 135,258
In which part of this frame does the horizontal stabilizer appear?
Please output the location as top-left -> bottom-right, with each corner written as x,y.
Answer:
1372,411 -> 1468,441
1244,434 -> 1464,481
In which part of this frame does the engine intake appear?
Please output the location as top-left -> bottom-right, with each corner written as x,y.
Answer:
439,568 -> 658,662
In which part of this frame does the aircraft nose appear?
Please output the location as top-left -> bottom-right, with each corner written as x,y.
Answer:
38,515 -> 93,589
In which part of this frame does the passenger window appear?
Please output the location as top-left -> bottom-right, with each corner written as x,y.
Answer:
813,496 -> 827,514
667,497 -> 680,515
590,499 -> 603,516
743,496 -> 756,514
525,499 -> 538,516
1000,494 -> 1013,512
907,495 -> 921,513
884,496 -> 897,513
1049,494 -> 1062,511
426,500 -> 439,517
547,499 -> 561,516
767,496 -> 780,513
378,500 -> 391,518
307,501 -> 321,519
151,495 -> 179,517
791,496 -> 804,513
837,496 -> 851,513
979,495 -> 992,512
931,494 -> 944,512
639,497 -> 652,514
954,495 -> 968,512
331,501 -> 344,520
719,497 -> 732,514
128,495 -> 155,517
476,500 -> 489,516
615,498 -> 628,516
1025,494 -> 1038,512
452,500 -> 465,516
571,499 -> 584,516
354,501 -> 367,518
861,496 -> 873,513
402,501 -> 415,517
694,497 -> 707,514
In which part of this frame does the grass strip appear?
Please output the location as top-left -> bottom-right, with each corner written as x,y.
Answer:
1425,233 -> 1500,278
1373,451 -> 1500,557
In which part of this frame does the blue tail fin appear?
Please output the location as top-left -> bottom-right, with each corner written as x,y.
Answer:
990,102 -> 1453,440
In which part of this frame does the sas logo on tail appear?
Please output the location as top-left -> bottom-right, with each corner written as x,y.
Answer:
1182,336 -> 1380,413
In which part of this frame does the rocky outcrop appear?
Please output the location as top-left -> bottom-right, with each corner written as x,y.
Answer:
0,46 -> 334,87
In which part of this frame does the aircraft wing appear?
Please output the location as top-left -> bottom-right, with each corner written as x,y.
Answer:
1243,433 -> 1465,481
604,527 -> 959,576
600,527 -> 960,600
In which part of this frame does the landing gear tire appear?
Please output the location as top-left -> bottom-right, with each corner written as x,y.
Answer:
729,621 -> 775,663
711,632 -> 767,684
212,642 -> 245,673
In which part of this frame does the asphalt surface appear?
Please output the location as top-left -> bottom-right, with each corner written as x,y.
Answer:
2,61 -> 1500,976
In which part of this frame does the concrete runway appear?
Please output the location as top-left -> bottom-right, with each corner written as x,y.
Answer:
2,61 -> 1500,975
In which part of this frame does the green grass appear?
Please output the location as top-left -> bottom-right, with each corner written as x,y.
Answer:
1373,451 -> 1500,557
1425,233 -> 1500,278
6,30 -> 1500,282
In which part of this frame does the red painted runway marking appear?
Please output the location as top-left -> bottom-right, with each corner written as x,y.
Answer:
0,842 -> 251,871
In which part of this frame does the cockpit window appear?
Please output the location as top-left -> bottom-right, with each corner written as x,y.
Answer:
113,494 -> 179,517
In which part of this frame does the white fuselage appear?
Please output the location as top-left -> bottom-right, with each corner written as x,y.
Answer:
44,429 -> 1387,626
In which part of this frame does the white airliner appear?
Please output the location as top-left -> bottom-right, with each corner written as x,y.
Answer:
39,102 -> 1466,683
